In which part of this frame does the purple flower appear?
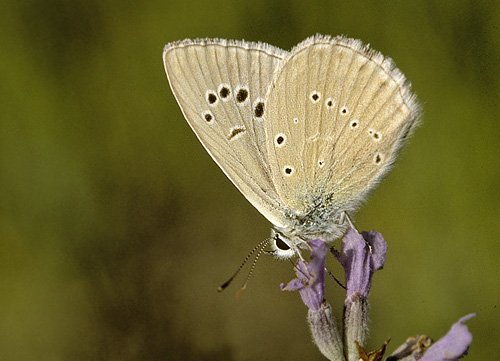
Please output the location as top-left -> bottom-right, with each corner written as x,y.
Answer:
280,239 -> 327,311
333,229 -> 387,300
418,314 -> 475,361
331,229 -> 388,360
279,229 -> 475,361
281,239 -> 344,360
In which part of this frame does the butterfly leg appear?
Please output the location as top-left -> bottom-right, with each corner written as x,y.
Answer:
340,211 -> 374,253
340,210 -> 357,231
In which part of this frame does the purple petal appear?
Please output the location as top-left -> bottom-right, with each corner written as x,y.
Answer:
419,314 -> 475,361
333,229 -> 387,299
281,239 -> 328,311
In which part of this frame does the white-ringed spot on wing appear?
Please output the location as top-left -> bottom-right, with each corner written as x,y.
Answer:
325,98 -> 335,108
310,91 -> 321,104
218,84 -> 232,101
235,86 -> 249,104
350,120 -> 359,129
368,129 -> 381,141
340,106 -> 349,115
228,125 -> 246,140
318,160 -> 325,168
374,153 -> 383,165
293,117 -> 299,124
253,99 -> 265,120
206,90 -> 218,106
283,166 -> 294,176
275,133 -> 286,147
202,110 -> 214,123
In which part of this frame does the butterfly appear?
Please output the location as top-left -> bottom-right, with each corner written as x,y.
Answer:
163,34 -> 420,259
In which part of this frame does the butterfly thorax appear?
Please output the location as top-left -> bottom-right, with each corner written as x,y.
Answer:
270,195 -> 355,259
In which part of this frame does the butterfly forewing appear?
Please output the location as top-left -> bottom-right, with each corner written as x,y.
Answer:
163,39 -> 289,227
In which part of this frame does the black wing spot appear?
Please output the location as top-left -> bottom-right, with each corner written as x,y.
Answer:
310,91 -> 320,103
228,126 -> 246,140
254,101 -> 264,118
368,129 -> 381,141
275,134 -> 285,146
236,88 -> 249,103
219,86 -> 231,99
202,111 -> 214,123
207,92 -> 218,105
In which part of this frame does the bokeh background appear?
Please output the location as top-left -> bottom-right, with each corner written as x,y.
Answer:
1,0 -> 499,360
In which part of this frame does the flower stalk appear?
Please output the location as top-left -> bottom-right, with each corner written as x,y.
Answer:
308,302 -> 344,361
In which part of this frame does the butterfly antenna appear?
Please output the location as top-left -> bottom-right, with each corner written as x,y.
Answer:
289,258 -> 310,279
236,239 -> 271,297
325,267 -> 346,289
218,238 -> 271,293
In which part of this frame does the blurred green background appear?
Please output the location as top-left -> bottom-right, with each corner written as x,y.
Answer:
1,0 -> 499,360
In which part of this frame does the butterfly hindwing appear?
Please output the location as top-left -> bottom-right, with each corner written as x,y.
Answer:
264,35 -> 420,217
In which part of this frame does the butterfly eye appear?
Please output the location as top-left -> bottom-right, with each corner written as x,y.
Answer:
271,233 -> 296,260
275,237 -> 290,251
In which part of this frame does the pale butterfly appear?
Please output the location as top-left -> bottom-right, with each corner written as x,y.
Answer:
163,34 -> 420,260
